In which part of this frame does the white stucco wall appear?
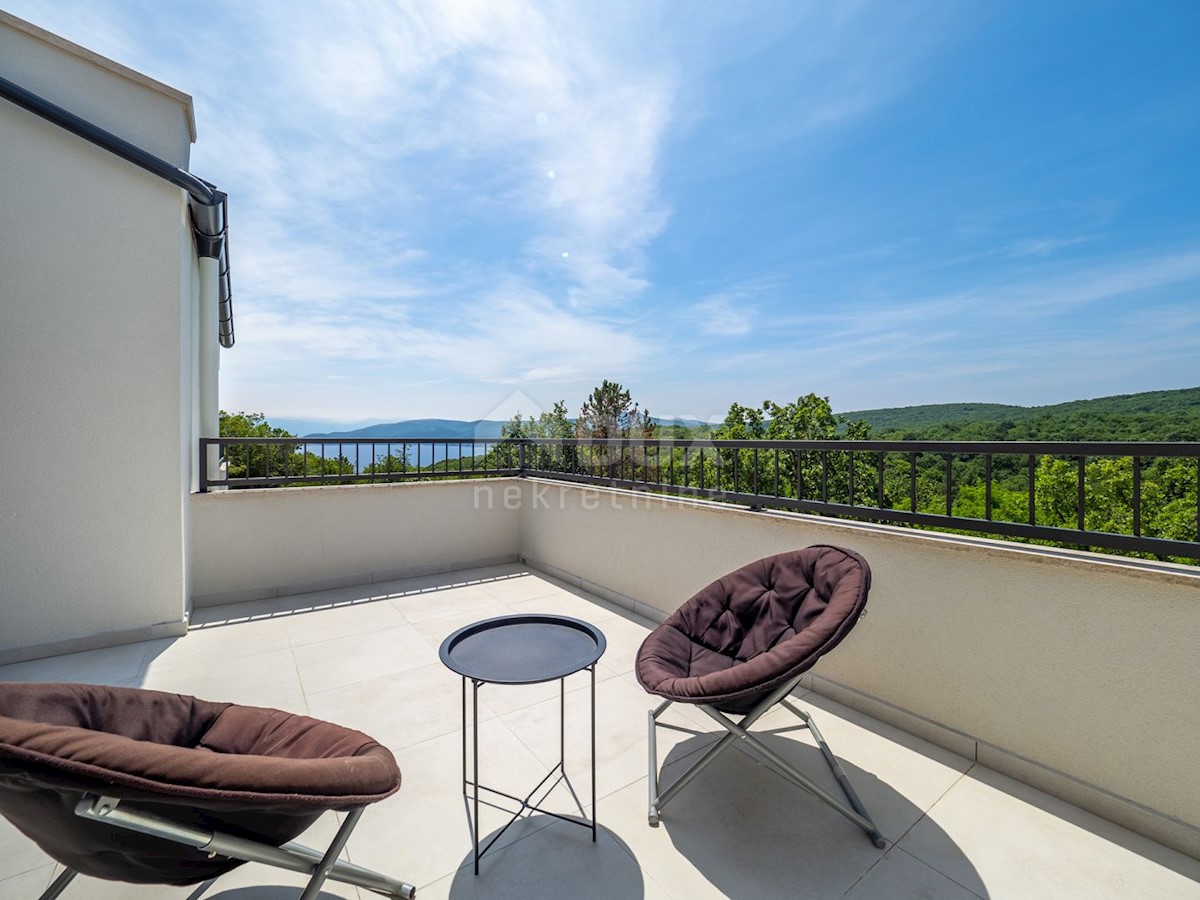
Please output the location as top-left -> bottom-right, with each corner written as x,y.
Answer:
0,11 -> 193,166
0,19 -> 197,661
188,480 -> 522,606
517,480 -> 1200,853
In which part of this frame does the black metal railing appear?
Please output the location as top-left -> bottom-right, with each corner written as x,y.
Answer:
199,436 -> 520,490
200,436 -> 1200,561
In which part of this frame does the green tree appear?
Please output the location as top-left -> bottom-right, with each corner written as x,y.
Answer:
499,401 -> 573,471
576,381 -> 653,439
714,393 -> 874,503
219,411 -> 352,483
575,381 -> 654,480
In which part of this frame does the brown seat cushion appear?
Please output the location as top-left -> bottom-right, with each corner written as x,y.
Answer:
635,545 -> 870,714
0,682 -> 400,884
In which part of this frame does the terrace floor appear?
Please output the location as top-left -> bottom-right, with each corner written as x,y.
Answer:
1,564 -> 1199,899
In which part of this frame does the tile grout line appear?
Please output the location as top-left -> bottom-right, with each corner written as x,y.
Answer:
895,845 -> 989,900
881,763 -> 993,899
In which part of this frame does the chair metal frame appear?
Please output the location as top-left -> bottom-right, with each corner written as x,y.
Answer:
647,674 -> 886,849
36,794 -> 417,900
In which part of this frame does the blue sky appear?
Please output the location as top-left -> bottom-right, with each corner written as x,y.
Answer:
11,1 -> 1200,426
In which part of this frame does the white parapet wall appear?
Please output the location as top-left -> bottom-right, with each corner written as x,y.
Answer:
517,479 -> 1200,857
189,479 -> 522,607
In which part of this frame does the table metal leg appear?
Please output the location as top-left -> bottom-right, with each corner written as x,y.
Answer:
461,677 -> 467,797
460,666 -> 601,873
473,678 -> 480,875
591,663 -> 597,841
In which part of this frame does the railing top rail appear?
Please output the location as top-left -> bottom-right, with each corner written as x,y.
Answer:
199,436 -> 512,446
202,435 -> 1200,456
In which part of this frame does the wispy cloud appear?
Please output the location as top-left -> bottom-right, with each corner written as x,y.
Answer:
687,275 -> 789,337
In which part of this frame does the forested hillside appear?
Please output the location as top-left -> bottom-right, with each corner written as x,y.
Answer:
845,387 -> 1200,441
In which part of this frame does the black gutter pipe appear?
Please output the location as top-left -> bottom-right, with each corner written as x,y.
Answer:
0,74 -> 234,348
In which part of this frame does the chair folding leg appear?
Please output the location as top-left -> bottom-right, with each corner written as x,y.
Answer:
71,795 -> 417,898
647,682 -> 886,848
36,868 -> 78,900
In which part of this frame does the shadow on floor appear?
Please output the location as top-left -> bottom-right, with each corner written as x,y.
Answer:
199,890 -> 347,900
444,821 -> 643,899
654,732 -> 989,899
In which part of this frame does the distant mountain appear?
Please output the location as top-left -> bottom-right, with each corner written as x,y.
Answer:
300,415 -> 709,440
842,387 -> 1200,440
304,419 -> 508,441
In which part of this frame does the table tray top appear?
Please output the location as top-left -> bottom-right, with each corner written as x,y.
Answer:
439,614 -> 607,684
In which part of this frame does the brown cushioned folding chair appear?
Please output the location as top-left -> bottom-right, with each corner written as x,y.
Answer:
636,544 -> 885,847
0,682 -> 416,899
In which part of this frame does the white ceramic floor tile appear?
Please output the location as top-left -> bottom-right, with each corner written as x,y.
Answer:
598,751 -> 884,900
406,604 -> 515,653
477,666 -> 619,719
749,691 -> 972,842
0,866 -> 53,900
142,618 -> 292,674
141,647 -> 307,713
344,718 -> 559,891
388,585 -> 506,624
505,588 -> 630,623
307,662 -> 489,752
499,673 -> 718,804
0,641 -> 148,687
416,817 -> 671,900
292,624 -> 436,694
0,818 -> 49,885
844,848 -> 984,900
476,573 -> 565,604
282,598 -> 409,647
587,612 -> 655,676
898,766 -> 1200,900
5,571 -> 1199,900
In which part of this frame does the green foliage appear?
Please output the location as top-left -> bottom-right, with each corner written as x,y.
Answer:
861,386 -> 1200,441
709,394 -> 875,502
576,380 -> 654,439
219,411 -> 352,482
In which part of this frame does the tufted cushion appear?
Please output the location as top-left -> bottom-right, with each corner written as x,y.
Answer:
0,682 -> 400,885
636,546 -> 870,714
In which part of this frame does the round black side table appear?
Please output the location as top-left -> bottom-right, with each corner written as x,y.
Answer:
439,613 -> 607,874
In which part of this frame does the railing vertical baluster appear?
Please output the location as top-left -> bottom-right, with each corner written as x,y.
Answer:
1077,455 -> 1086,531
909,452 -> 916,514
944,454 -> 953,517
848,450 -> 855,507
795,450 -> 804,501
1132,456 -> 1141,537
321,443 -> 326,481
264,442 -> 270,481
985,454 -> 992,521
732,449 -> 739,494
683,447 -> 689,486
876,452 -> 884,508
1028,454 -> 1036,526
821,452 -> 828,503
753,448 -> 760,496
669,443 -> 675,485
699,447 -> 705,491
